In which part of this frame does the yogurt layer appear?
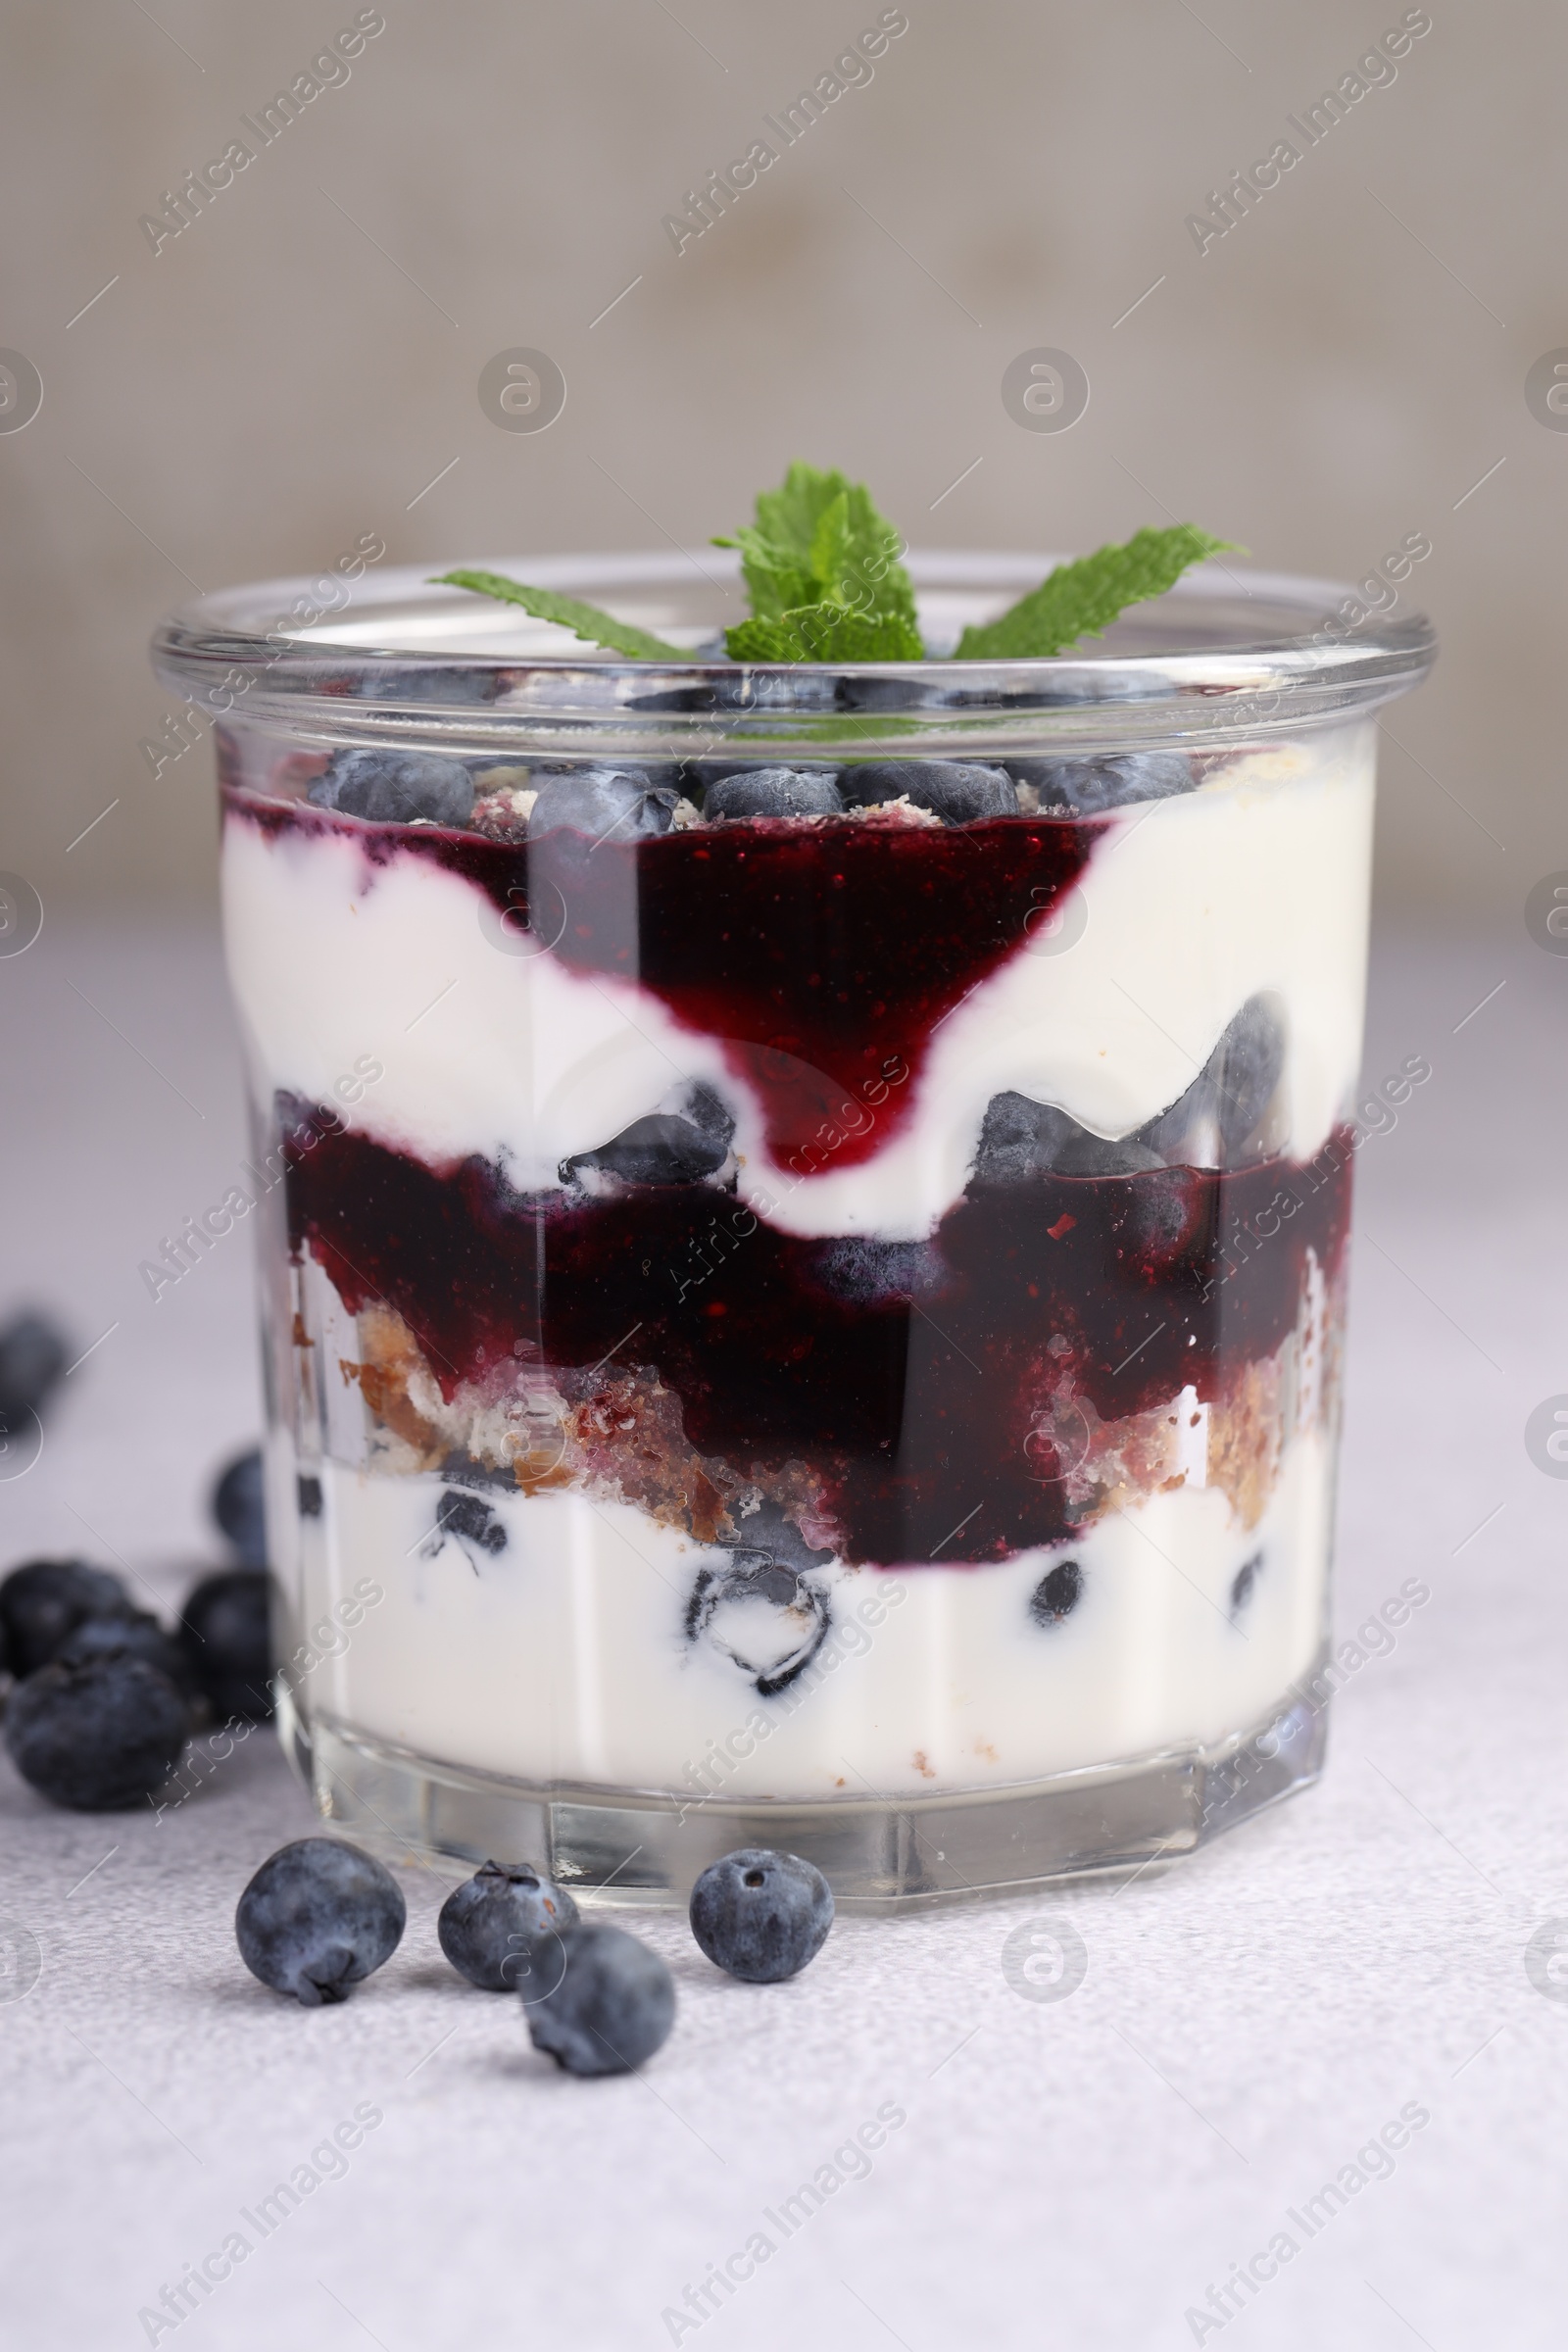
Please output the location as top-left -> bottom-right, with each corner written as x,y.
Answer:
269,1427 -> 1331,1797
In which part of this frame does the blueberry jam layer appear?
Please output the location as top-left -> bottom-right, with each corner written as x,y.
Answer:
282,1098 -> 1352,1569
233,793 -> 1102,1168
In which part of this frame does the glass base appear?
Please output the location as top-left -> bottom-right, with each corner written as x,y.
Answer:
276,1661 -> 1328,1913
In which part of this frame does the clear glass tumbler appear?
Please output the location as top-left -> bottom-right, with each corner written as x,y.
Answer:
153,551 -> 1434,1907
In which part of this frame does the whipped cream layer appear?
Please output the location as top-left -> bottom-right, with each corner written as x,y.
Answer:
221,729 -> 1374,1242
269,1428 -> 1331,1797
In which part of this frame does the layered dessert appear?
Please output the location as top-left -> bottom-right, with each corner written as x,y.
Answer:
222,717 -> 1369,1801
156,474 -> 1433,1880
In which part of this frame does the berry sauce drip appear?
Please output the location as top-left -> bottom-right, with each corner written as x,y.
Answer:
282,1102 -> 1353,1568
228,795 -> 1102,1166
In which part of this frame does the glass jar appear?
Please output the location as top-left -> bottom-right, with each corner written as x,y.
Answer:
153,551 -> 1434,1907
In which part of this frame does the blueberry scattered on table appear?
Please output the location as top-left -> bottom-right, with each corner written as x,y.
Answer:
5,1654 -> 189,1811
1029,1559 -> 1083,1628
0,1311 -> 70,1428
179,1569 -> 273,1723
308,748 -> 476,828
438,1859 -> 580,1990
0,1557 -> 131,1678
212,1446 -> 267,1568
702,767 -> 844,820
522,1921 -> 676,2075
840,760 -> 1016,823
1011,752 -> 1193,814
55,1608 -> 196,1695
688,1847 -> 835,1984
527,767 -> 676,841
235,1838 -> 406,2006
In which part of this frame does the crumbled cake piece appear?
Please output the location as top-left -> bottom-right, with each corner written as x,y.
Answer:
844,795 -> 944,829
335,1246 -> 1341,1556
468,785 -> 537,840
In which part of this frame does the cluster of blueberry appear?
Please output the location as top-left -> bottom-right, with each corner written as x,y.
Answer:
0,1447 -> 271,1812
235,1838 -> 834,2076
304,747 -> 1197,835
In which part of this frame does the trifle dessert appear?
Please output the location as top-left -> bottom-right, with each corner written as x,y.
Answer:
154,468 -> 1435,1903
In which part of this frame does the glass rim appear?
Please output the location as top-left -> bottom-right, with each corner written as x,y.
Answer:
152,549 -> 1436,757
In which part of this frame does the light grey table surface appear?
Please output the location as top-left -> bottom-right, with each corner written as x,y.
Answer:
3,918 -> 1563,2352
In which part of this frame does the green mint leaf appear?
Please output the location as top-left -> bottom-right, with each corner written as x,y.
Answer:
432,569 -> 686,661
710,526 -> 818,621
953,525 -> 1238,661
808,491 -> 856,604
725,605 -> 924,663
715,462 -> 920,640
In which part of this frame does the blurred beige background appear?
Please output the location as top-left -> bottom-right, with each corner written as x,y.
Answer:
1,0 -> 1560,924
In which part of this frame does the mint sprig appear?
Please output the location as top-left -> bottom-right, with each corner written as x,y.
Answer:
713,463 -> 923,662
433,482 -> 1233,665
954,526 -> 1238,662
714,462 -> 919,629
725,608 -> 923,663
431,569 -> 684,661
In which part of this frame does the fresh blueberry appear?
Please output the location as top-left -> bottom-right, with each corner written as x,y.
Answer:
212,1446 -> 267,1567
234,1838 -> 406,2006
0,1311 -> 69,1427
1118,1166 -> 1209,1270
1029,1559 -> 1083,1627
1230,1551 -> 1263,1615
179,1570 -> 273,1723
423,1490 -> 507,1561
834,675 -> 925,712
1133,995 -> 1285,1168
686,1509 -> 835,1695
0,1558 -> 131,1679
527,767 -> 676,841
1011,752 -> 1194,815
438,1859 -> 580,1990
810,1236 -> 947,1304
5,1654 -> 189,1811
686,1559 -> 830,1695
702,768 -> 844,820
55,1610 -> 197,1696
840,760 -> 1016,823
1208,997 -> 1286,1159
522,1921 -> 676,2075
1032,670 -> 1170,708
351,666 -> 498,706
630,671 -> 837,715
688,1847 -> 834,1984
309,748 -> 476,827
971,1094 -> 1161,1185
564,1110 -> 731,1190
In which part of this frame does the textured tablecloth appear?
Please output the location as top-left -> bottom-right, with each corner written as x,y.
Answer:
3,919 -> 1561,2352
